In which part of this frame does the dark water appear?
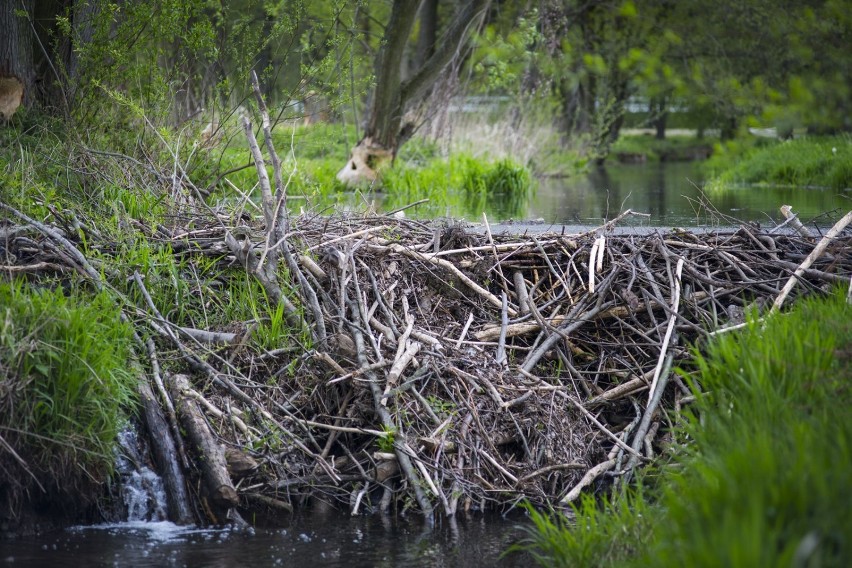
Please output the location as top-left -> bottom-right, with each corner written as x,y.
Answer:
528,162 -> 850,228
0,512 -> 531,567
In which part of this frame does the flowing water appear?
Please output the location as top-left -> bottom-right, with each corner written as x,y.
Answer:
1,430 -> 529,566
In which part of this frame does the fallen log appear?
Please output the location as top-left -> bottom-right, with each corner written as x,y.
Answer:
167,373 -> 239,514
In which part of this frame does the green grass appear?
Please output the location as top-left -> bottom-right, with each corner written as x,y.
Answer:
705,134 -> 852,191
514,288 -> 852,567
381,153 -> 534,220
0,281 -> 138,493
610,134 -> 715,162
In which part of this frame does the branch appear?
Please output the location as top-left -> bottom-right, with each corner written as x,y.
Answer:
400,0 -> 492,107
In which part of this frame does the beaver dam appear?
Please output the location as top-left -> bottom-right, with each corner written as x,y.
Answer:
3,191 -> 851,525
3,87 -> 852,526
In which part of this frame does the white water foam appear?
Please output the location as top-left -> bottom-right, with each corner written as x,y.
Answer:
116,428 -> 168,522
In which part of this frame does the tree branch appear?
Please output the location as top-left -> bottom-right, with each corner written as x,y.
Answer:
399,0 -> 491,107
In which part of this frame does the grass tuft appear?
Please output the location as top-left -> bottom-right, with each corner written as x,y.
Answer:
0,281 -> 138,495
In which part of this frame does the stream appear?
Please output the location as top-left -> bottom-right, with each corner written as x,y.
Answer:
1,428 -> 530,567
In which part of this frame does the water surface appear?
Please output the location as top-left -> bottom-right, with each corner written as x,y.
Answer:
1,512 -> 530,567
325,161 -> 849,227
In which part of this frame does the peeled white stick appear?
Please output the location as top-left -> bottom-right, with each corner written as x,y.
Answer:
772,210 -> 852,312
648,257 -> 684,405
596,235 -> 606,273
588,238 -> 600,294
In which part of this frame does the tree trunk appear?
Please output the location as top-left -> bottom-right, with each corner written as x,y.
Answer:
720,114 -> 738,140
337,0 -> 492,186
415,0 -> 438,70
651,97 -> 667,140
0,0 -> 34,120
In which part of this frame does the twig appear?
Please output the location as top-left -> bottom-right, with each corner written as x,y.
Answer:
772,210 -> 852,312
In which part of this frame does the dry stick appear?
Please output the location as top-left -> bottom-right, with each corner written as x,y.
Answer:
483,212 -> 513,301
369,241 -> 518,316
307,225 -> 388,251
145,338 -> 188,470
520,286 -> 616,376
626,349 -> 676,474
560,458 -> 617,504
513,271 -> 530,316
0,203 -> 104,283
495,292 -> 509,366
772,210 -> 852,312
779,205 -> 813,238
245,76 -> 327,345
648,258 -> 685,403
346,300 -> 434,519
533,236 -> 573,304
455,312 -> 475,349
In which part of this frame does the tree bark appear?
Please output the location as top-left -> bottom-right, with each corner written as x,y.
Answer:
138,381 -> 195,525
337,0 -> 492,186
0,0 -> 34,120
414,0 -> 438,71
168,373 -> 239,516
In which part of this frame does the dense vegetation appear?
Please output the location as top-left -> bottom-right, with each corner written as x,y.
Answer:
0,282 -> 136,499
705,135 -> 852,191
514,288 -> 852,566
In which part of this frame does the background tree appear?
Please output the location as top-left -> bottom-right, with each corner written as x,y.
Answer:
336,0 -> 492,186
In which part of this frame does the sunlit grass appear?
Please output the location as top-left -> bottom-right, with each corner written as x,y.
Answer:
705,134 -> 852,192
382,153 -> 534,220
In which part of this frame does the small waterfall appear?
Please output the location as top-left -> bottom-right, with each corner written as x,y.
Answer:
116,427 -> 169,522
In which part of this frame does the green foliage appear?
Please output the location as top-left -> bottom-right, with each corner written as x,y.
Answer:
0,281 -> 137,492
511,490 -> 652,567
377,425 -> 396,453
381,154 -> 534,220
706,135 -> 852,191
610,134 -> 714,162
517,288 -> 852,567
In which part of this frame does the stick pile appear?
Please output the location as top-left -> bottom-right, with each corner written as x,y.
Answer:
3,198 -> 850,520
2,77 -> 850,522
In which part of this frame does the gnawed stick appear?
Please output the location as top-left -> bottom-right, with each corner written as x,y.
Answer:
168,373 -> 239,512
772,210 -> 852,312
560,459 -> 617,504
648,258 -> 684,403
779,205 -> 812,238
